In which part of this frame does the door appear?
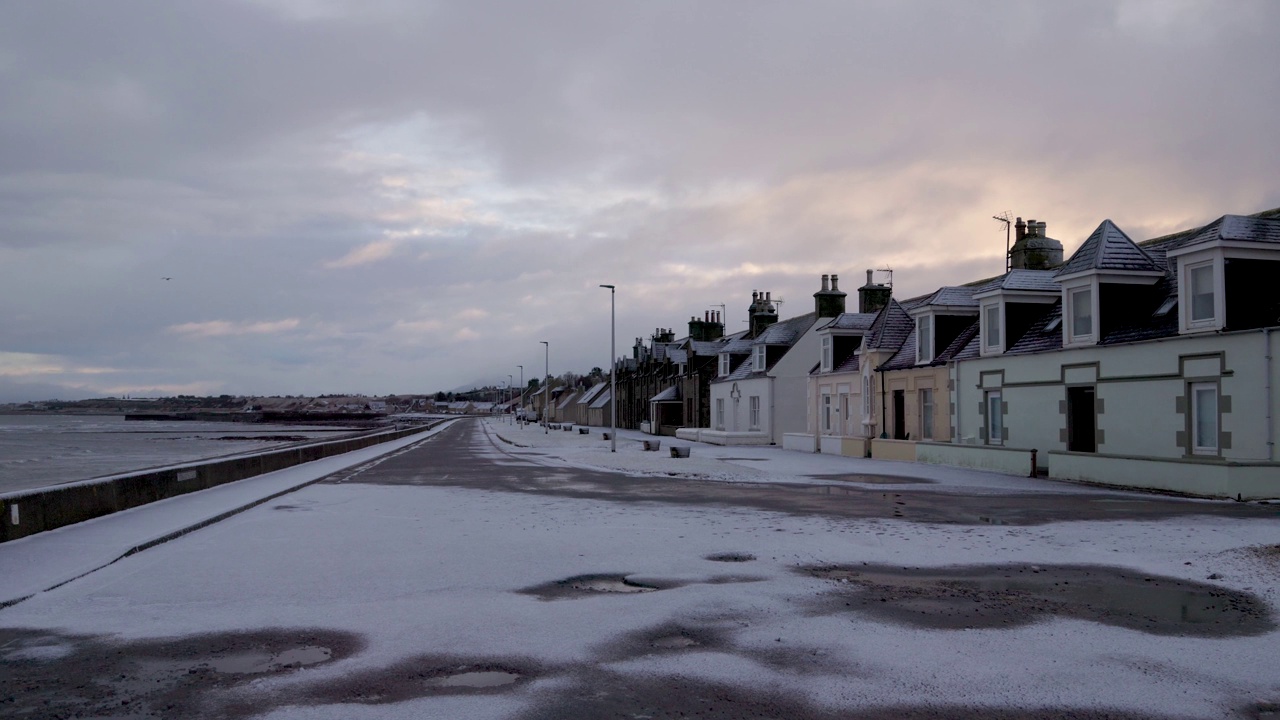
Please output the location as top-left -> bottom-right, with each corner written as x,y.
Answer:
892,390 -> 906,440
1067,386 -> 1096,452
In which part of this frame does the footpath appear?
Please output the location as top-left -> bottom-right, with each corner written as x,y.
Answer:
0,421 -> 456,608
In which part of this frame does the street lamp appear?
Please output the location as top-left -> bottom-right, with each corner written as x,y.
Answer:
517,365 -> 524,424
508,374 -> 513,423
599,284 -> 616,452
540,341 -> 550,434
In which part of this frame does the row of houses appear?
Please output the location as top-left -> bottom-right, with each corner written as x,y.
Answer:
581,209 -> 1279,500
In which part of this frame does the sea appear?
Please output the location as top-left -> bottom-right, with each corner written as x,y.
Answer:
0,414 -> 359,495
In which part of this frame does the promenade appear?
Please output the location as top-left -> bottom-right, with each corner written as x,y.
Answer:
2,417 -> 1277,719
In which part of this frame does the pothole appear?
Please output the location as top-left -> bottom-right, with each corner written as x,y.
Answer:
807,473 -> 934,485
520,574 -> 672,600
802,563 -> 1274,636
650,634 -> 700,649
200,645 -> 331,674
706,552 -> 756,563
424,670 -> 523,688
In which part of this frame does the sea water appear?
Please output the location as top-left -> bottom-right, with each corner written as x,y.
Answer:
0,415 -> 357,495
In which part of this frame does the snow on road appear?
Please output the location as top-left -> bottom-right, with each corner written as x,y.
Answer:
1,417 -> 1277,718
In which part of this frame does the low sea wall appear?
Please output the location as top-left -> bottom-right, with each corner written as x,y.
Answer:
0,421 -> 445,544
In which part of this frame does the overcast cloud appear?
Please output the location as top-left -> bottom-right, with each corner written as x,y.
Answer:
2,0 -> 1277,402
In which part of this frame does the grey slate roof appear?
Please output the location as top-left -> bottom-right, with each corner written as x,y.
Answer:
1005,302 -> 1064,355
665,347 -> 689,364
576,382 -> 607,406
687,340 -> 726,356
650,385 -> 680,403
974,269 -> 1061,295
864,299 -> 914,352
1166,213 -> 1280,252
719,336 -> 755,355
589,389 -> 612,409
916,286 -> 979,309
755,312 -> 817,345
881,328 -> 917,370
1055,219 -> 1162,277
832,352 -> 860,374
822,312 -> 877,331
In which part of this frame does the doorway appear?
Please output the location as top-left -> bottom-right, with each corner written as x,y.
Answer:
892,390 -> 906,440
1067,386 -> 1097,453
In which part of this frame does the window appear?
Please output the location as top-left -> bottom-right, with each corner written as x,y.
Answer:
753,345 -> 766,372
1069,287 -> 1093,340
1191,382 -> 1218,454
715,398 -> 725,430
718,353 -> 730,377
841,395 -> 851,435
917,315 -> 933,363
919,388 -> 934,440
820,336 -> 833,372
821,394 -> 832,433
1189,263 -> 1215,323
985,390 -> 1003,446
862,375 -> 872,418
749,396 -> 760,429
984,305 -> 1001,351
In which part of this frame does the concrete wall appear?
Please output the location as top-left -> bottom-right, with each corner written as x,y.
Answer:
0,422 -> 444,543
915,442 -> 1038,477
1048,451 -> 1280,500
783,433 -> 816,452
769,322 -> 822,444
870,438 -> 918,462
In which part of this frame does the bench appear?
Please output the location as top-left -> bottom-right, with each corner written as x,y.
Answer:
602,432 -> 611,440
562,425 -> 573,431
670,446 -> 690,458
578,427 -> 589,434
642,439 -> 661,451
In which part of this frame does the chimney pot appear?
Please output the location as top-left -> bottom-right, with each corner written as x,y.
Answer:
866,269 -> 873,285
831,274 -> 839,291
821,274 -> 830,292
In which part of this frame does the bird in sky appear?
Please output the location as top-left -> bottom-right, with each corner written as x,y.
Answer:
161,277 -> 172,281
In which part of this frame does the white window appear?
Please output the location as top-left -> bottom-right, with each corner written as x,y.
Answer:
821,394 -> 832,433
820,336 -> 833,372
985,390 -> 1003,446
920,388 -> 934,440
917,315 -> 933,363
1189,263 -> 1215,323
753,345 -> 766,372
862,375 -> 872,419
984,304 -> 1001,351
841,395 -> 851,435
1191,382 -> 1218,454
718,353 -> 730,377
749,396 -> 760,429
715,398 -> 725,430
1068,287 -> 1093,341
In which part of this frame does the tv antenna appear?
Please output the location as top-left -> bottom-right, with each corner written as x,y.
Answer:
876,267 -> 893,287
992,212 -> 1012,272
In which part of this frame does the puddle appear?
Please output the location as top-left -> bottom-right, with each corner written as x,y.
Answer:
807,473 -> 934,485
802,563 -> 1274,637
706,552 -> 756,563
204,645 -> 331,673
650,634 -> 700,648
520,574 -> 672,600
425,670 -> 522,688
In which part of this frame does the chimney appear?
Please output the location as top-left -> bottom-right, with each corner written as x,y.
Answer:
1015,217 -> 1026,242
1009,218 -> 1064,270
750,289 -> 779,337
813,272 -> 847,317
858,269 -> 892,314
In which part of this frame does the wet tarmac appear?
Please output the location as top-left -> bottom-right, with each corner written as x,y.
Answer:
329,421 -> 1278,527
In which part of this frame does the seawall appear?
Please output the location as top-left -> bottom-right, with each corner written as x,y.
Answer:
0,420 -> 447,544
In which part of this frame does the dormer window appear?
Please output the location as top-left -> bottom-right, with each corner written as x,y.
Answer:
916,315 -> 934,364
753,345 -> 766,372
820,336 -> 833,372
1188,262 -> 1215,324
718,353 -> 730,377
1066,285 -> 1095,344
982,304 -> 1001,353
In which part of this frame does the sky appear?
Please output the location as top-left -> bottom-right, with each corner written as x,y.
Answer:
2,0 -> 1278,402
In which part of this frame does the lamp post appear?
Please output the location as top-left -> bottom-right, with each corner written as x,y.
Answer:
540,341 -> 549,434
599,284 -> 616,452
507,374 -> 513,423
517,365 -> 524,425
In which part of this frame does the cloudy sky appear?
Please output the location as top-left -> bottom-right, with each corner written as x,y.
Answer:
2,0 -> 1277,402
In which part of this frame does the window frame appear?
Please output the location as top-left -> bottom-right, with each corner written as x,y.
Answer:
821,394 -> 832,433
916,314 -> 934,364
718,353 -> 731,377
983,303 -> 1001,352
749,395 -> 760,430
1187,261 -> 1216,325
985,390 -> 1004,446
1066,285 -> 1095,344
752,345 -> 766,372
1190,381 -> 1219,455
715,398 -> 725,430
820,335 -> 833,372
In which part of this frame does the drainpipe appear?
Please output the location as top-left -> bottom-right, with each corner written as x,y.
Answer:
950,361 -> 961,445
1267,327 -> 1275,461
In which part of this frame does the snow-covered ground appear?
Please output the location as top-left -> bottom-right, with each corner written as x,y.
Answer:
1,417 -> 1277,718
